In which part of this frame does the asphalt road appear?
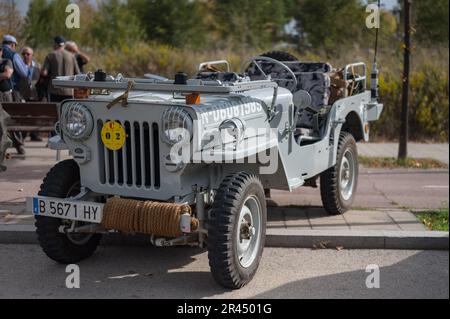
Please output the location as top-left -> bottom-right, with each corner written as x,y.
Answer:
272,169 -> 449,210
0,244 -> 448,299
0,144 -> 449,210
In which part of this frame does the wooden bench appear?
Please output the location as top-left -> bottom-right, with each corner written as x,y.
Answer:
1,102 -> 58,133
2,102 -> 61,160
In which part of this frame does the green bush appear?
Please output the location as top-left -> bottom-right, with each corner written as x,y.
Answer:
86,43 -> 257,79
33,43 -> 449,142
373,60 -> 449,142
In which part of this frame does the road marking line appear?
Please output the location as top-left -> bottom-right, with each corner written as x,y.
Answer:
423,185 -> 449,189
108,274 -> 140,280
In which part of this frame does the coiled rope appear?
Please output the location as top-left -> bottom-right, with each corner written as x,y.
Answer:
102,197 -> 199,238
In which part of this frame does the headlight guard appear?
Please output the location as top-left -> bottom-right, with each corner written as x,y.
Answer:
61,102 -> 94,141
162,107 -> 193,145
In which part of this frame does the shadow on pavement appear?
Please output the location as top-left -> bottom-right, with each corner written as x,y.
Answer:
252,251 -> 449,299
0,245 -> 227,299
0,245 -> 448,298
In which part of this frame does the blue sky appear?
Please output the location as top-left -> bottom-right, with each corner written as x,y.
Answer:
16,0 -> 399,16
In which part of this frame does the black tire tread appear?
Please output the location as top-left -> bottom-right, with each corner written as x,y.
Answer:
35,160 -> 101,264
320,132 -> 358,215
208,172 -> 266,289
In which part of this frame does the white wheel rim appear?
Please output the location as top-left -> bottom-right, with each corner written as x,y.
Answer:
339,149 -> 356,201
236,195 -> 262,268
63,182 -> 93,245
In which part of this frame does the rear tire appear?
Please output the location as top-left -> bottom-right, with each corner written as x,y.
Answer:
320,132 -> 359,215
35,160 -> 102,264
208,172 -> 267,289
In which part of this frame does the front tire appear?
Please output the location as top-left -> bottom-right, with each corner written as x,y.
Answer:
320,132 -> 359,215
35,160 -> 102,264
208,172 -> 267,289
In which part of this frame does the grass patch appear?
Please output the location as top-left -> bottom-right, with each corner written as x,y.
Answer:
415,209 -> 449,231
359,156 -> 448,169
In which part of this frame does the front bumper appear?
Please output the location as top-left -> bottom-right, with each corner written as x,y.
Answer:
26,196 -> 199,237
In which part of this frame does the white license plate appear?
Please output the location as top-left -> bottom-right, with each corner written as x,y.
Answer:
28,197 -> 104,224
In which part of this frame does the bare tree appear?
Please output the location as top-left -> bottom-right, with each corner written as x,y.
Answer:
0,0 -> 24,36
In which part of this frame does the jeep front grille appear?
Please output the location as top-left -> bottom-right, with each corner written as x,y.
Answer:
97,120 -> 161,189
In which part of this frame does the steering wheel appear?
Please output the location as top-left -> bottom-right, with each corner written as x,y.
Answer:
243,56 -> 298,92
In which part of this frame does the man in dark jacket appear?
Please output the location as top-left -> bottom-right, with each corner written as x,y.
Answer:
1,35 -> 29,154
0,46 -> 13,170
0,45 -> 24,155
1,35 -> 30,101
0,46 -> 14,102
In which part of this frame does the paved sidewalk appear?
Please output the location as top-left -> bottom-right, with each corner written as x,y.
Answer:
2,204 -> 448,250
358,142 -> 449,165
0,202 -> 428,231
267,206 -> 427,231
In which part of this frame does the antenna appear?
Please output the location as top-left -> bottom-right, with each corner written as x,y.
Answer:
371,0 -> 381,102
374,0 -> 381,64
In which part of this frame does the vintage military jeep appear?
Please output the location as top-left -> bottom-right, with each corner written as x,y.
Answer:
27,51 -> 382,289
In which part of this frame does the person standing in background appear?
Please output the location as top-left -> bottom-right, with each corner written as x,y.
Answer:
0,46 -> 14,103
41,36 -> 80,103
19,47 -> 42,142
0,45 -> 25,155
19,47 -> 41,102
1,35 -> 30,102
0,45 -> 13,166
65,41 -> 90,74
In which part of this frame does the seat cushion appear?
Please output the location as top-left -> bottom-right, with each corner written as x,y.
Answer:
295,72 -> 331,129
245,60 -> 332,129
296,72 -> 331,107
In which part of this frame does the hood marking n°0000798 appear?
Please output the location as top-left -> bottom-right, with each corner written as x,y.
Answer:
196,98 -> 264,126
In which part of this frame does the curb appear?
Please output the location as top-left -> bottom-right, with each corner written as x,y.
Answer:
266,229 -> 449,250
0,225 -> 448,250
360,168 -> 449,175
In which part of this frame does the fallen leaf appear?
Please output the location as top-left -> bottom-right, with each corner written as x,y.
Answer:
312,241 -> 331,250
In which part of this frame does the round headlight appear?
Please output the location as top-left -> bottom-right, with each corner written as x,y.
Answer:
162,107 -> 193,145
61,102 -> 94,140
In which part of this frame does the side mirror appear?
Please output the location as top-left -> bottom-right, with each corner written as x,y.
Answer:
293,90 -> 312,109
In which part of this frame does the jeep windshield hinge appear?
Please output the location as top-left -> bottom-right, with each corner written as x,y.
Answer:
266,85 -> 279,122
